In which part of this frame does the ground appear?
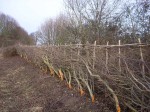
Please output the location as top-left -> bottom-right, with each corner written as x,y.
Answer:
0,52 -> 113,112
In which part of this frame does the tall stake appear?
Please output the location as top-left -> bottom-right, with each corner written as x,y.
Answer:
118,40 -> 121,73
138,38 -> 145,112
77,42 -> 80,61
64,43 -> 67,60
138,38 -> 145,77
70,43 -> 73,68
86,41 -> 90,63
93,41 -> 96,69
106,41 -> 109,66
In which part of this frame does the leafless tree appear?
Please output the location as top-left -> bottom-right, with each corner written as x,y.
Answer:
38,14 -> 75,45
0,12 -> 35,47
64,0 -> 122,44
38,19 -> 56,45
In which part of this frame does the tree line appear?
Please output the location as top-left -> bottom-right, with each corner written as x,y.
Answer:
0,12 -> 35,47
1,0 -> 149,46
33,0 -> 150,45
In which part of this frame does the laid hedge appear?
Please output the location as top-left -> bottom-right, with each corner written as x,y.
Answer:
15,44 -> 150,112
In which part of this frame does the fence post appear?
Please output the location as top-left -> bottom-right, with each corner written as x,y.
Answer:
77,42 -> 81,61
138,38 -> 145,77
86,41 -> 90,63
64,43 -> 67,60
118,40 -> 121,73
138,38 -> 145,112
70,42 -> 73,68
106,41 -> 109,66
93,41 -> 96,69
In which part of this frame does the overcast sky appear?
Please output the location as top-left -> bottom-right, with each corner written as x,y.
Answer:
0,0 -> 64,34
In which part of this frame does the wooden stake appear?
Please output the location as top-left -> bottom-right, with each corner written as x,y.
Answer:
64,43 -> 67,60
77,42 -> 81,61
106,41 -> 109,66
138,38 -> 145,112
138,38 -> 145,76
118,40 -> 121,73
70,43 -> 73,69
93,41 -> 96,69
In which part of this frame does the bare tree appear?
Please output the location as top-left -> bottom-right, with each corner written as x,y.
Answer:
0,12 -> 35,47
38,14 -> 74,45
38,19 -> 57,45
55,14 -> 73,44
115,0 -> 150,43
64,0 -> 121,44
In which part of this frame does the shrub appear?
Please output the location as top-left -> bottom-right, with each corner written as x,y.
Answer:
2,46 -> 18,57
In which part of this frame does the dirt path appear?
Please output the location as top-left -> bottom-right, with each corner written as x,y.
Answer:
0,55 -> 112,112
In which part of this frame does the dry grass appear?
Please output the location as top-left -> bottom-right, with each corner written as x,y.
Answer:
2,46 -> 18,58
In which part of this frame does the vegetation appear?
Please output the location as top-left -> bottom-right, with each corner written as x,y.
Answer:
16,40 -> 150,111
0,12 -> 35,47
0,0 -> 150,112
32,0 -> 149,45
2,46 -> 18,57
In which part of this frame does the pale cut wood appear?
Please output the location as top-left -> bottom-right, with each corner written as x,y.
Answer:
106,41 -> 109,66
93,41 -> 96,69
118,40 -> 121,73
138,38 -> 145,77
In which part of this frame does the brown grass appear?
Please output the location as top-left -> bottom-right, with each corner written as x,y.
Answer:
2,46 -> 18,58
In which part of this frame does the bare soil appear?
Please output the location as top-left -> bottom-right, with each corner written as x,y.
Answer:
0,53 -> 113,112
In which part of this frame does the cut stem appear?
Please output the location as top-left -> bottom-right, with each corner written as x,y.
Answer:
58,69 -> 64,81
